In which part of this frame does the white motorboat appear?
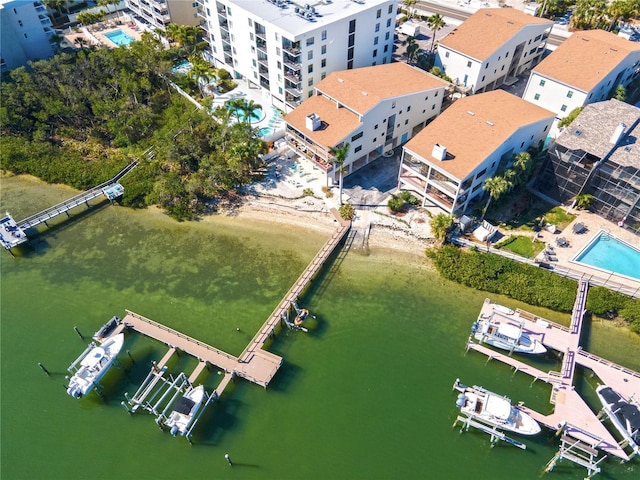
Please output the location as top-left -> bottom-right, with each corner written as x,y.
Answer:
67,333 -> 124,399
472,306 -> 546,355
165,385 -> 206,436
596,385 -> 640,455
453,379 -> 541,436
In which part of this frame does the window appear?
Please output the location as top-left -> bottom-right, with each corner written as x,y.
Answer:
347,60 -> 353,69
374,124 -> 379,129
250,33 -> 254,41
252,59 -> 257,67
321,58 -> 326,68
481,76 -> 485,82
539,79 -> 545,87
485,63 -> 489,69
355,145 -> 362,153
505,51 -> 509,58
308,78 -> 313,86
279,87 -> 283,94
501,65 -> 505,71
405,119 -> 409,125
375,23 -> 380,32
248,19 -> 253,27
377,8 -> 381,18
373,49 -> 377,57
308,64 -> 313,73
277,60 -> 281,69
276,47 -> 281,55
467,61 -> 472,68
373,137 -> 377,143
374,36 -> 379,45
386,18 -> 391,28
432,104 -> 436,110
407,105 -> 411,112
348,35 -> 355,47
306,37 -> 314,46
308,91 -> 313,98
534,93 -> 540,100
385,31 -> 390,40
567,90 -> 573,98
351,132 -> 364,141
18,20 -> 23,27
388,4 -> 393,13
321,45 -> 326,54
560,104 -> 567,112
308,50 -> 313,60
321,30 -> 327,41
392,101 -> 396,108
445,51 -> 449,58
347,48 -> 354,60
349,19 -> 356,33
534,34 -> 542,42
321,72 -> 326,80
476,168 -> 487,178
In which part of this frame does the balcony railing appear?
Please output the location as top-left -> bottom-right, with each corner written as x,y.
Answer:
285,133 -> 333,171
283,59 -> 301,71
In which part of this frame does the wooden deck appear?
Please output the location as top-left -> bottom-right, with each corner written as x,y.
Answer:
116,212 -> 351,394
468,282 -> 640,461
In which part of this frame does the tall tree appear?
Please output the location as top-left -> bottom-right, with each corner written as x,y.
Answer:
329,142 -> 350,205
404,0 -> 417,18
405,36 -> 419,64
481,175 -> 508,220
426,14 -> 446,52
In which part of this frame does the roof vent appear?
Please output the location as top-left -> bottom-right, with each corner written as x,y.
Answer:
306,113 -> 321,131
610,123 -> 626,145
486,121 -> 494,126
467,111 -> 475,116
361,91 -> 368,96
432,143 -> 447,161
338,78 -> 344,83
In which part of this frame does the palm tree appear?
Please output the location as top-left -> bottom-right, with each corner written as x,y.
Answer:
481,175 -> 508,220
405,36 -> 419,64
227,98 -> 247,123
430,213 -> 454,243
242,99 -> 262,124
404,0 -> 417,18
329,142 -> 350,205
189,56 -> 215,96
426,14 -> 445,52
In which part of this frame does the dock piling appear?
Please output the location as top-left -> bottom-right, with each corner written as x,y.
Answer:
73,326 -> 83,339
225,454 -> 233,466
38,362 -> 50,376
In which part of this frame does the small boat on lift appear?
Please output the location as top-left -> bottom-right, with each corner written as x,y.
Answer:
596,385 -> 640,455
453,379 -> 541,436
92,316 -> 121,341
164,385 -> 206,436
67,333 -> 124,399
471,304 -> 546,355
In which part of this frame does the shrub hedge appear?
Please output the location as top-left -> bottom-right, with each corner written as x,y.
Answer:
426,245 -> 640,333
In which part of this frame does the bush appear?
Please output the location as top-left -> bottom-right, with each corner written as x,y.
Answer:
388,194 -> 405,212
321,186 -> 333,198
339,203 -> 356,220
620,300 -> 640,334
586,286 -> 630,317
398,190 -> 419,206
302,188 -> 314,197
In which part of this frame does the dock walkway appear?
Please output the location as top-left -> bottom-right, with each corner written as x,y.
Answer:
467,282 -> 640,461
1,160 -> 138,251
118,210 -> 351,393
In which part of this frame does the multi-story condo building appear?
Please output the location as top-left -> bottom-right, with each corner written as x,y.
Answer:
126,0 -> 199,29
1,0 -> 55,72
398,90 -> 554,214
434,8 -> 552,94
534,99 -> 640,235
523,29 -> 640,117
285,62 -> 448,184
199,0 -> 397,112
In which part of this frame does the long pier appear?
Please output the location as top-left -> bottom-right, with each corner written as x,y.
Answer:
116,210 -> 350,396
1,159 -> 138,251
466,283 -> 640,462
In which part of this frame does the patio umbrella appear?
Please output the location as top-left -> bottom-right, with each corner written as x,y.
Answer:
572,222 -> 586,234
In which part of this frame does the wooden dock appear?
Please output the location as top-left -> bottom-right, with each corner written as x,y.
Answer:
117,210 -> 351,394
1,160 -> 138,251
467,282 -> 640,461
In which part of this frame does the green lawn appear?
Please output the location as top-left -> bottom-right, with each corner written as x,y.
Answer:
495,235 -> 545,258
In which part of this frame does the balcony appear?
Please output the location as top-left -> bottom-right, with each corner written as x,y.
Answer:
260,77 -> 270,89
255,29 -> 267,41
256,39 -> 268,54
282,41 -> 301,56
285,132 -> 333,171
259,64 -> 269,76
425,186 -> 455,211
285,85 -> 302,96
283,59 -> 301,71
285,72 -> 300,83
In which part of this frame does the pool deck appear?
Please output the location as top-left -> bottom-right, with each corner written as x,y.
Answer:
533,209 -> 640,294
63,19 -> 144,50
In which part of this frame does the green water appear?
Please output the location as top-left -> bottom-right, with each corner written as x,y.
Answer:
2,176 -> 640,480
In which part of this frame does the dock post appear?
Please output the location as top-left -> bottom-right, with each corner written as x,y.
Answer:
38,362 -> 50,376
73,326 -> 83,339
225,454 -> 233,466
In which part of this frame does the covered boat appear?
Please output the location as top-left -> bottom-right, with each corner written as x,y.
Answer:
165,385 -> 206,436
67,333 -> 124,399
596,385 -> 640,455
453,379 -> 541,436
472,306 -> 546,355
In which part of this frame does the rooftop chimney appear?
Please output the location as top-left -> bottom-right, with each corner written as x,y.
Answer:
306,113 -> 321,131
432,144 -> 447,161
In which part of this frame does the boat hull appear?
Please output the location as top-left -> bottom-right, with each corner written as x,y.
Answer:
67,333 -> 124,399
165,385 -> 206,436
454,380 -> 541,436
472,311 -> 546,355
596,385 -> 640,455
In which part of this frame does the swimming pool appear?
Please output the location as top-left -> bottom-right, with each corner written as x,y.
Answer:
172,60 -> 192,75
104,29 -> 135,47
257,127 -> 274,137
573,231 -> 640,281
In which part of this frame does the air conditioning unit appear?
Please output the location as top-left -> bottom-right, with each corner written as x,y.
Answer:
306,113 -> 321,131
432,143 -> 447,160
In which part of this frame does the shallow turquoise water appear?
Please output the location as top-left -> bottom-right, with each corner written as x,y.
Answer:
1,176 -> 639,479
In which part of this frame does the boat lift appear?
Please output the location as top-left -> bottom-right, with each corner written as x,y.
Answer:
544,422 -> 607,479
283,300 -> 314,333
155,388 -> 219,444
66,340 -> 120,399
453,414 -> 527,450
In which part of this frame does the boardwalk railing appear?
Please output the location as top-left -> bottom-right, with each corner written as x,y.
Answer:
576,349 -> 640,380
17,159 -> 139,230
